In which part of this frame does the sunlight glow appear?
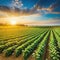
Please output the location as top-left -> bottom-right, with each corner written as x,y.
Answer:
10,20 -> 17,25
8,17 -> 18,25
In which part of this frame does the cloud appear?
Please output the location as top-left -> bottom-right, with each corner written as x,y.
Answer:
11,0 -> 23,9
30,0 -> 60,14
49,0 -> 60,11
0,0 -> 60,18
25,19 -> 60,26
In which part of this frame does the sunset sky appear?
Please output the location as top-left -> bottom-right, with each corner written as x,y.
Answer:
0,0 -> 60,25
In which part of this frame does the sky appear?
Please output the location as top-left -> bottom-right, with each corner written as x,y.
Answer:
0,0 -> 60,25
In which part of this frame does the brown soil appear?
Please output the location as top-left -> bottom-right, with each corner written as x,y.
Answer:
0,53 -> 24,60
43,33 -> 50,60
28,54 -> 35,60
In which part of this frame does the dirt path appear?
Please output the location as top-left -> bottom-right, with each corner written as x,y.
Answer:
43,32 -> 50,60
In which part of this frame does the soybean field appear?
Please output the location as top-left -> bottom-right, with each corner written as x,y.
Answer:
0,26 -> 60,60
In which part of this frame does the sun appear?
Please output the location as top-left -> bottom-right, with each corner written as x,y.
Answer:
8,17 -> 18,25
10,20 -> 17,25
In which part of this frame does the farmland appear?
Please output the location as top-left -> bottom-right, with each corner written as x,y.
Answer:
0,26 -> 60,60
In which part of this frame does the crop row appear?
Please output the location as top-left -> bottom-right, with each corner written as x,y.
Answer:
49,31 -> 59,60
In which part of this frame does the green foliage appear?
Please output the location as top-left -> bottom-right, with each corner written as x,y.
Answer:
0,26 -> 60,60
49,31 -> 60,60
